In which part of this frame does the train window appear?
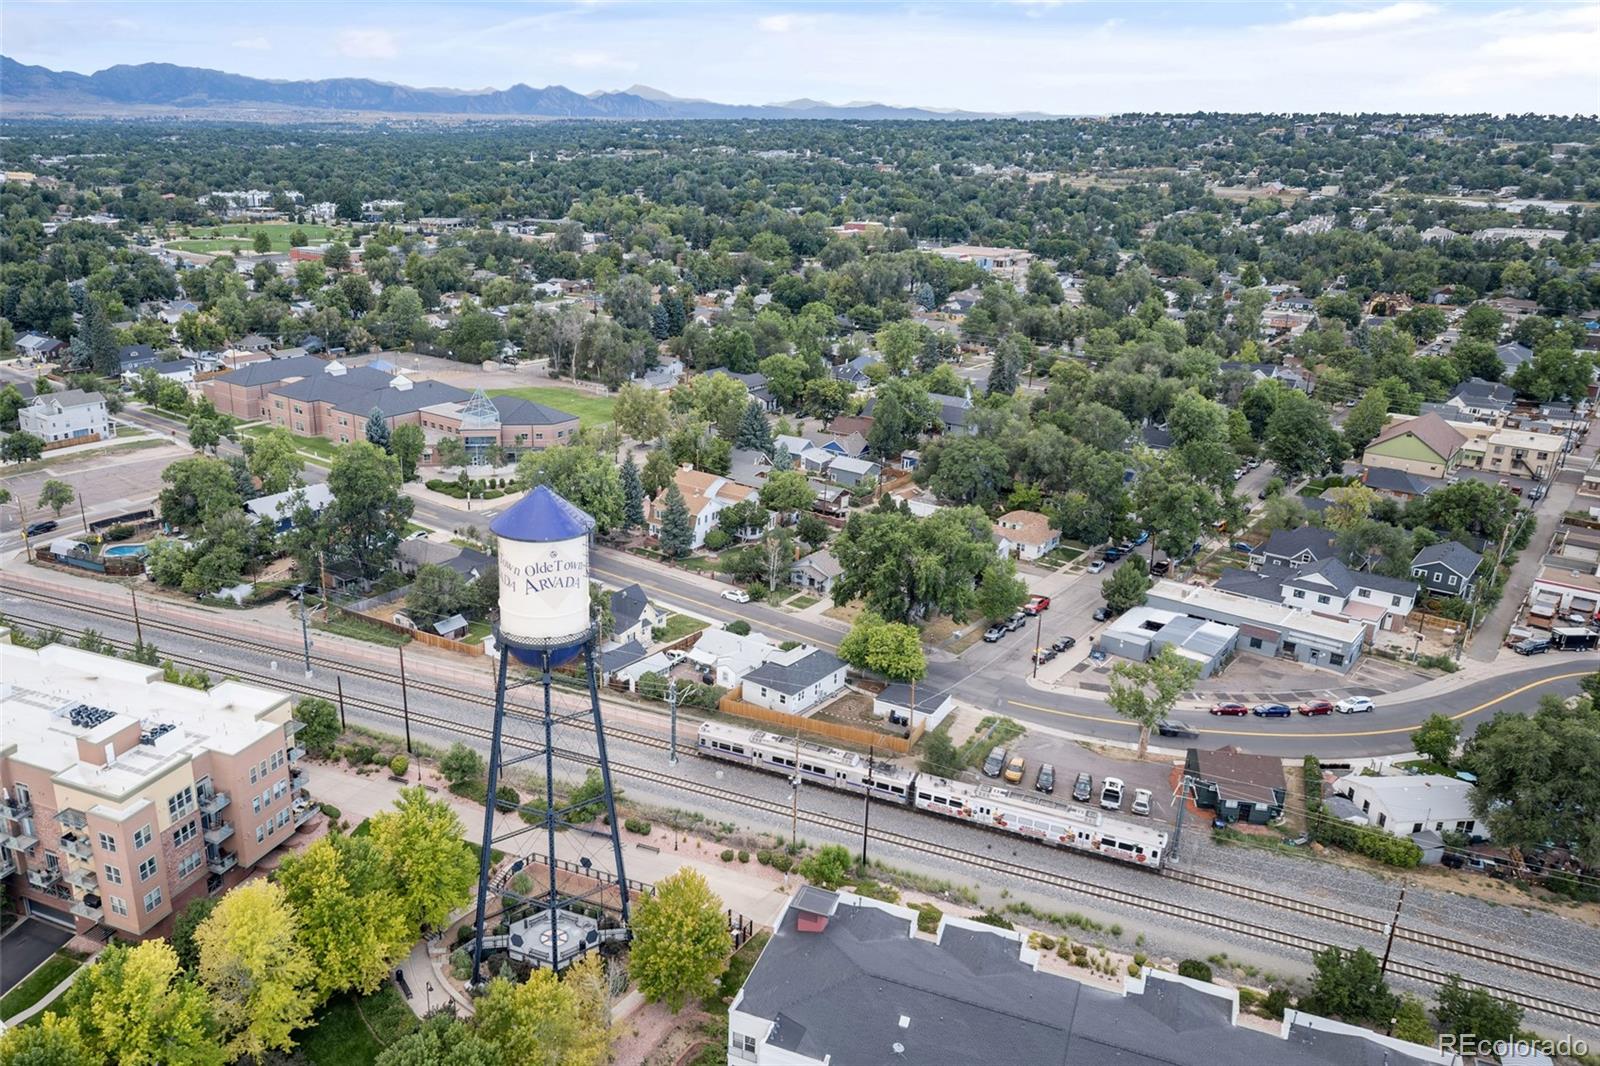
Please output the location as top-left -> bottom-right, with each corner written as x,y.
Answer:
917,792 -> 931,802
1117,841 -> 1135,852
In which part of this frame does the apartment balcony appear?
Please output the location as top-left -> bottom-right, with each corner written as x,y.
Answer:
284,719 -> 306,737
67,866 -> 97,892
0,797 -> 32,822
55,808 -> 88,831
69,897 -> 103,922
293,803 -> 318,828
291,769 -> 309,791
199,790 -> 230,816
26,865 -> 62,890
60,835 -> 93,863
207,851 -> 238,876
202,820 -> 234,846
2,828 -> 38,852
287,745 -> 306,764
0,852 -> 15,878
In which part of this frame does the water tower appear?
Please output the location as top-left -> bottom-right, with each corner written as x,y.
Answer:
469,485 -> 631,981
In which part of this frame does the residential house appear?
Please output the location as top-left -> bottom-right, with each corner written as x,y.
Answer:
1495,342 -> 1534,378
243,484 -> 334,532
157,300 -> 199,325
1362,413 -> 1467,479
116,344 -> 161,375
1140,422 -> 1174,451
1443,378 -> 1514,424
607,584 -> 665,647
1411,541 -> 1484,600
740,649 -> 848,714
15,333 -> 64,360
928,392 -> 974,434
832,353 -> 879,387
825,455 -> 880,487
1358,466 -> 1434,502
17,389 -> 111,445
1468,427 -> 1563,481
644,467 -> 759,550
394,540 -> 494,581
1250,527 -> 1338,570
634,358 -> 684,390
122,357 -> 195,388
1185,746 -> 1288,825
1279,558 -> 1417,631
789,550 -> 842,596
992,510 -> 1061,562
1335,773 -> 1486,840
685,628 -> 778,689
726,889 -> 1452,1066
872,683 -> 952,730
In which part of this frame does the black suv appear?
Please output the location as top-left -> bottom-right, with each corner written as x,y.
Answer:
24,519 -> 57,537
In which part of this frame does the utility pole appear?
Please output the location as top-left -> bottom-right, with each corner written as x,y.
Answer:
76,487 -> 88,534
1379,882 -> 1407,978
666,676 -> 679,765
1032,609 -> 1044,678
1169,773 -> 1190,865
861,744 -> 874,865
789,731 -> 801,849
298,597 -> 313,677
398,644 -> 413,754
130,588 -> 144,647
317,551 -> 331,620
336,674 -> 347,730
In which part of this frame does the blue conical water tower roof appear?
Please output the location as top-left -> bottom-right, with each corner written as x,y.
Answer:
490,485 -> 596,543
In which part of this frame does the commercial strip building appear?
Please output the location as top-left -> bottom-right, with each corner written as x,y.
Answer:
1100,606 -> 1238,678
0,638 -> 313,937
1333,773 -> 1486,841
1142,580 -> 1368,674
728,887 -> 1454,1065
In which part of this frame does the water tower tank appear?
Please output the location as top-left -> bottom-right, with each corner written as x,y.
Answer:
490,485 -> 596,655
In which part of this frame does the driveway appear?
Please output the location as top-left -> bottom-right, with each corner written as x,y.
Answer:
0,919 -> 73,995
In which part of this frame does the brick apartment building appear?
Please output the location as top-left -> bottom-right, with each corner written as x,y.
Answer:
0,638 -> 313,937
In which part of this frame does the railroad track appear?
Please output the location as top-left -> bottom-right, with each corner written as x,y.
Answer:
4,591 -> 1599,1024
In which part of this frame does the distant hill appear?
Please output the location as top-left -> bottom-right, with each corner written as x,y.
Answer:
0,57 -> 1052,120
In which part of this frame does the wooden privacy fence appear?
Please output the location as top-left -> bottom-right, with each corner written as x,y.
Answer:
717,688 -> 923,754
333,604 -> 485,656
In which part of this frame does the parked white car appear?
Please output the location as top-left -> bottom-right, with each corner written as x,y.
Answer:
1130,788 -> 1152,816
1087,560 -> 1105,574
1334,696 -> 1375,714
1099,776 -> 1124,810
721,588 -> 751,603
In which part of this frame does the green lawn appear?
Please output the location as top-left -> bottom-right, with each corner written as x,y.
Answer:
316,613 -> 412,648
654,613 -> 710,642
0,953 -> 83,1022
788,595 -> 820,610
301,986 -> 418,1066
240,424 -> 342,464
167,222 -> 351,255
487,385 -> 615,427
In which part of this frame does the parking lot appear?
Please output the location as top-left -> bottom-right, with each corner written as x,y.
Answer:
971,732 -> 1179,825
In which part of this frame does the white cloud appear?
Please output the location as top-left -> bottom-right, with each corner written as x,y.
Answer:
335,29 -> 398,60
232,36 -> 272,52
757,13 -> 815,33
1280,2 -> 1439,34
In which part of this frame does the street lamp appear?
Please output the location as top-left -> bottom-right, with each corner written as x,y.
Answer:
424,980 -> 434,1013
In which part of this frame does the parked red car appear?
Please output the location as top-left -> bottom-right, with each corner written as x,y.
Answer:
1023,595 -> 1051,616
1210,703 -> 1249,717
1298,701 -> 1334,716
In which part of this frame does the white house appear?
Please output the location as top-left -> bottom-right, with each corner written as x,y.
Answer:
17,389 -> 111,444
1334,773 -> 1486,840
686,628 -> 778,689
993,509 -> 1060,562
873,682 -> 953,731
644,467 -> 760,550
1278,558 -> 1418,631
740,648 -> 848,714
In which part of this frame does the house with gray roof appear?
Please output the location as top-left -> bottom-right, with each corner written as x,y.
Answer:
789,549 -> 842,596
1280,558 -> 1418,630
1495,341 -> 1534,377
607,583 -> 664,646
729,889 -> 1455,1066
1359,465 -> 1435,501
1250,527 -> 1338,570
705,368 -> 776,411
741,649 -> 848,713
1444,378 -> 1515,423
1411,541 -> 1484,600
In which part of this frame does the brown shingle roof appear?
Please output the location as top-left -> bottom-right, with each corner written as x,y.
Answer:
1190,746 -> 1287,806
1369,413 -> 1465,463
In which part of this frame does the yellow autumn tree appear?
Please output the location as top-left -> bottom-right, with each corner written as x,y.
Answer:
51,940 -> 222,1066
474,961 -> 609,1066
197,879 -> 316,1060
277,833 -> 415,1000
628,868 -> 732,1011
369,786 -> 478,932
0,1012 -> 94,1066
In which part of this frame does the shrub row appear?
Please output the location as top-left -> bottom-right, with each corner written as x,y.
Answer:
1303,755 -> 1422,868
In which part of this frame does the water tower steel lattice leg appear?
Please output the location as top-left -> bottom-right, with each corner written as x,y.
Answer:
469,637 -> 632,983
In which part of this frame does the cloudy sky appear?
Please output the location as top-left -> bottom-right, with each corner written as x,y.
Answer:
4,1 -> 1597,114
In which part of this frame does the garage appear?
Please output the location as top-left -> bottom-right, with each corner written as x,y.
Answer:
25,898 -> 76,928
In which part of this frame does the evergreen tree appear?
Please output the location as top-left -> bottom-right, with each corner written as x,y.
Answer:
650,303 -> 671,340
772,442 -> 793,471
663,288 -> 687,335
658,483 -> 694,558
987,334 -> 1024,397
734,398 -> 773,455
81,300 -> 120,378
621,455 -> 646,532
365,408 -> 391,451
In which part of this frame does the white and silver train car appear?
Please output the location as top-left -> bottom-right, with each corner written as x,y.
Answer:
696,721 -> 916,801
913,775 -> 1168,868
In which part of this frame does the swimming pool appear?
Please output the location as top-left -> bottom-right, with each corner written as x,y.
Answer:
101,544 -> 149,558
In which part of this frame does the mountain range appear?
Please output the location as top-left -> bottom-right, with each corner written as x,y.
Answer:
0,57 -> 1051,120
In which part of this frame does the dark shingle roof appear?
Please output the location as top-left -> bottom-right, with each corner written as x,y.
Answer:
490,395 -> 578,426
743,649 -> 846,695
1214,567 -> 1285,602
600,639 -> 649,673
271,366 -> 469,417
1255,526 -> 1338,564
1361,467 -> 1434,496
609,583 -> 649,634
213,354 -> 329,387
1412,540 -> 1482,578
1284,558 -> 1417,599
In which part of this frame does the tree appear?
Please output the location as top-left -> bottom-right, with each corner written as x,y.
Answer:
838,611 -> 927,683
243,427 -> 305,494
158,456 -> 242,529
196,879 -> 316,1061
365,408 -> 392,450
436,435 -> 468,469
1324,484 -> 1377,532
1433,974 -> 1523,1045
629,868 -> 732,1013
439,742 -> 486,789
616,455 -> 646,533
1,432 -> 44,463
368,786 -> 479,931
1106,646 -> 1201,758
1411,713 -> 1459,768
1300,947 -> 1394,1025
276,834 -> 414,1001
1102,557 -> 1152,613
1132,462 -> 1215,561
475,962 -> 609,1066
54,940 -> 223,1066
797,843 -> 855,889
1459,304 -> 1504,342
252,230 -> 272,254
514,444 -> 624,534
36,479 -> 73,517
295,696 -> 341,758
0,1012 -> 94,1065
974,558 -> 1029,622
323,441 -> 413,577
1342,386 -> 1390,455
1264,390 -> 1342,478
657,483 -> 693,558
918,729 -> 965,778
925,435 -> 1010,508
758,469 -> 815,516
1464,694 -> 1600,866
735,398 -> 773,454
831,506 -> 1000,623
801,377 -> 852,422
613,383 -> 671,442
186,403 -> 236,455
170,897 -> 217,974
408,562 -> 471,623
375,1013 -> 500,1066
876,320 -> 923,376
1510,342 -> 1593,403
78,299 -> 120,378
390,422 -> 425,482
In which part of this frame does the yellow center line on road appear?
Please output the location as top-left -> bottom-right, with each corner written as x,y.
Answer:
1006,671 -> 1591,738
